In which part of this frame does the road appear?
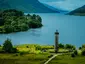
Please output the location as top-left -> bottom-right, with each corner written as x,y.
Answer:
44,54 -> 62,64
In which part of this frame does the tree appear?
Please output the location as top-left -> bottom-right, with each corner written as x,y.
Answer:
81,49 -> 85,56
0,9 -> 43,33
4,25 -> 14,33
35,45 -> 41,50
2,9 -> 24,17
71,53 -> 76,57
74,50 -> 78,55
36,15 -> 42,22
2,38 -> 13,53
65,44 -> 75,50
27,14 -> 31,17
0,18 -> 4,26
58,43 -> 64,48
79,47 -> 82,50
82,44 -> 85,48
31,14 -> 36,19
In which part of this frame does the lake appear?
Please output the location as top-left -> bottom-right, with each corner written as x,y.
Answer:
0,13 -> 85,47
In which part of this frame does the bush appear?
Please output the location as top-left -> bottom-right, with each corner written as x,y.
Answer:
74,50 -> 78,55
48,55 -> 53,58
2,38 -> 13,53
65,44 -> 75,50
82,44 -> 85,48
19,51 -> 29,55
0,48 -> 5,53
79,47 -> 82,50
31,14 -> 36,19
20,52 -> 24,56
58,43 -> 64,48
69,49 -> 73,52
81,50 -> 85,56
12,48 -> 18,53
71,50 -> 78,57
71,53 -> 76,57
36,15 -> 42,22
35,45 -> 41,50
0,18 -> 4,26
27,14 -> 31,16
26,46 -> 29,48
2,9 -> 24,17
14,53 -> 18,56
2,38 -> 18,53
28,20 -> 42,28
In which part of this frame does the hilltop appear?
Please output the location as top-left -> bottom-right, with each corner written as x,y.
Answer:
69,5 -> 85,16
0,0 -> 58,13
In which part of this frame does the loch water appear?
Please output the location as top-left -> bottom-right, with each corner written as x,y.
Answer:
0,13 -> 85,47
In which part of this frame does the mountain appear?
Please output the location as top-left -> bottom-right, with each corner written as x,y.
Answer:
43,3 -> 68,13
69,5 -> 85,16
0,0 -> 58,13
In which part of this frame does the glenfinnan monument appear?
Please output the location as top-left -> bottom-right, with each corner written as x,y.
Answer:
55,30 -> 59,53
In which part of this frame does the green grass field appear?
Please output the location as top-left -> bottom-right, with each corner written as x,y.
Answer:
0,53 -> 50,64
49,54 -> 85,64
0,52 -> 85,64
0,43 -> 85,64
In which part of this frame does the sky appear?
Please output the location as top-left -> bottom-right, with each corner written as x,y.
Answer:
39,0 -> 85,11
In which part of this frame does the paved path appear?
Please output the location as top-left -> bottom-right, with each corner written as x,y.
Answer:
44,54 -> 62,64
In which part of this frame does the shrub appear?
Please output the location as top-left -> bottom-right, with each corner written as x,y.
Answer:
71,53 -> 76,57
20,52 -> 24,56
35,45 -> 41,50
12,48 -> 18,53
2,38 -> 18,53
27,14 -> 31,16
28,20 -> 42,28
2,38 -> 13,53
26,46 -> 29,48
48,55 -> 53,58
0,18 -> 4,26
2,9 -> 24,17
82,44 -> 85,48
69,49 -> 73,52
65,44 -> 75,50
0,48 -> 5,53
36,15 -> 42,22
31,14 -> 36,19
14,53 -> 18,56
81,50 -> 85,56
74,50 -> 78,55
58,43 -> 64,48
19,51 -> 29,55
71,50 -> 78,57
79,47 -> 82,50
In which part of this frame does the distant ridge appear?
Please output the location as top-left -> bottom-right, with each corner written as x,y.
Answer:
43,3 -> 68,13
69,5 -> 85,16
0,0 -> 59,13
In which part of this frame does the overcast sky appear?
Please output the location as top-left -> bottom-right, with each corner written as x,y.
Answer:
39,0 -> 85,11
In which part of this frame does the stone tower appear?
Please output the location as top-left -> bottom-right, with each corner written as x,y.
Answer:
55,30 -> 59,53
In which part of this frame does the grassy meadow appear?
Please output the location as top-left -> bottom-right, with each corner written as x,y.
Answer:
0,39 -> 85,64
0,53 -> 50,64
49,54 -> 85,64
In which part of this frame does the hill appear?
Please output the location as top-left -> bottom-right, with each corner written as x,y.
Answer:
69,5 -> 85,16
0,0 -> 58,13
43,3 -> 68,13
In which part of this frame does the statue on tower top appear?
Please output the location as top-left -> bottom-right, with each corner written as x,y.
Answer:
55,30 -> 59,35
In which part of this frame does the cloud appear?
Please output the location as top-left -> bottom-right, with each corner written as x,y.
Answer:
39,0 -> 85,11
39,0 -> 66,2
